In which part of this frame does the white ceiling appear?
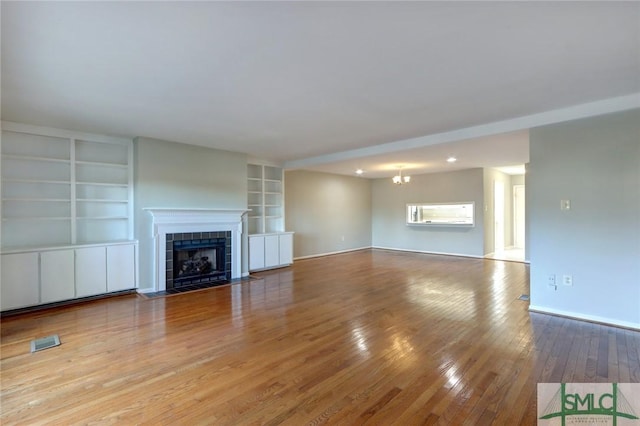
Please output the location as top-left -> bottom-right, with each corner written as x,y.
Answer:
2,2 -> 639,178
298,130 -> 531,178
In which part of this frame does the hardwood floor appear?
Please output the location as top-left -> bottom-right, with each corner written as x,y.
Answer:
1,249 -> 639,425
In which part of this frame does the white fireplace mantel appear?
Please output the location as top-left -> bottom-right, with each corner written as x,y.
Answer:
144,208 -> 248,292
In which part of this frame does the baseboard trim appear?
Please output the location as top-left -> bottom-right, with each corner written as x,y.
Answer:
0,290 -> 137,317
528,305 -> 640,331
296,245 -> 486,260
371,246 -> 485,259
293,246 -> 371,261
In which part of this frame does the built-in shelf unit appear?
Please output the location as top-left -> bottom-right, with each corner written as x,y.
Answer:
1,122 -> 137,311
247,163 -> 293,271
247,164 -> 284,235
1,122 -> 134,248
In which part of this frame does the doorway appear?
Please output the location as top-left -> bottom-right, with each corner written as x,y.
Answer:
486,178 -> 526,263
494,180 -> 505,252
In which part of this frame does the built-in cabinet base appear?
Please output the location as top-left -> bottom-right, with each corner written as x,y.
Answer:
248,232 -> 293,271
0,241 -> 137,311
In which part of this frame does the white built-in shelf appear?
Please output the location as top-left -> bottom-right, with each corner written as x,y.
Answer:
77,199 -> 128,203
247,164 -> 284,235
2,216 -> 71,221
76,181 -> 128,187
76,160 -> 128,169
1,122 -> 134,249
3,178 -> 71,185
2,198 -> 70,202
2,154 -> 71,164
77,216 -> 129,220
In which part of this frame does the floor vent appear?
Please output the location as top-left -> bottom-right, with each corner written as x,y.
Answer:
518,294 -> 530,301
31,335 -> 61,353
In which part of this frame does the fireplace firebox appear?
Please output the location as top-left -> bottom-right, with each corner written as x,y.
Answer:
166,231 -> 231,289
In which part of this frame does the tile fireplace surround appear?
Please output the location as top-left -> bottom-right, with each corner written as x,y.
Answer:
144,208 -> 247,293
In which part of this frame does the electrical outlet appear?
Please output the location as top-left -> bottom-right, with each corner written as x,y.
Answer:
341,235 -> 345,242
563,275 -> 573,286
561,199 -> 571,211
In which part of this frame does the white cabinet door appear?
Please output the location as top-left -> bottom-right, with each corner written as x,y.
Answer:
264,235 -> 280,268
249,235 -> 265,270
76,247 -> 106,297
41,250 -> 75,304
279,233 -> 293,266
1,253 -> 40,310
107,244 -> 136,292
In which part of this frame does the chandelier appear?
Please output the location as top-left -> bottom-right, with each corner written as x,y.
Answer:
392,168 -> 411,185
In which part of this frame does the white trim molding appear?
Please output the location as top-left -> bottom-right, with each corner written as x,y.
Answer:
371,245 -> 484,259
529,305 -> 640,331
144,208 -> 248,292
293,246 -> 370,261
295,246 -> 485,261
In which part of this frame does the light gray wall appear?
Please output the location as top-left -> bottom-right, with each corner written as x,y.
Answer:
529,109 -> 640,328
371,168 -> 485,257
134,137 -> 247,291
483,168 -> 513,254
285,170 -> 372,258
511,174 -> 525,186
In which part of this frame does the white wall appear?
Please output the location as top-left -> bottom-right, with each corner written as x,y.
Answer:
134,137 -> 247,291
285,170 -> 372,258
528,109 -> 640,328
371,168 -> 485,257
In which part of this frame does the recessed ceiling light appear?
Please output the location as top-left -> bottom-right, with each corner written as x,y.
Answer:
355,169 -> 364,175
447,156 -> 457,163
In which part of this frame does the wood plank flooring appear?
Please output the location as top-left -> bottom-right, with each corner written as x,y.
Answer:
1,249 -> 638,425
